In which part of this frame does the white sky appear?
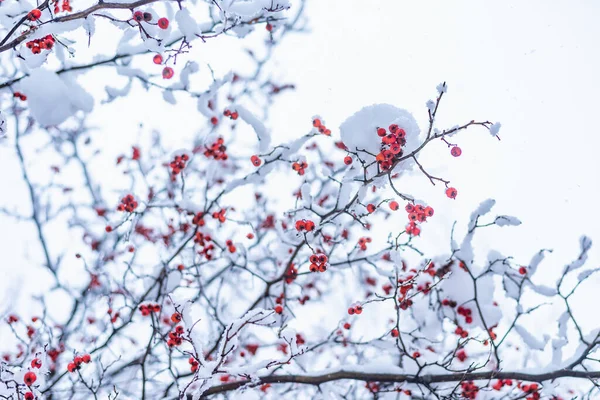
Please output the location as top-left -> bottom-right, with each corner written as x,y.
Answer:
1,0 -> 600,339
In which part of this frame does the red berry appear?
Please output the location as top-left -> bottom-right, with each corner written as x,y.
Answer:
162,66 -> 174,79
23,371 -> 37,386
266,23 -> 273,31
274,305 -> 283,314
250,155 -> 262,167
389,201 -> 399,211
343,156 -> 352,165
67,362 -> 77,372
25,392 -> 34,400
158,17 -> 169,29
27,9 -> 42,21
377,127 -> 386,137
519,266 -> 527,275
451,146 -> 462,157
210,116 -> 218,125
391,328 -> 399,337
343,322 -> 351,329
82,354 -> 91,363
347,307 -> 355,315
31,358 -> 42,369
133,11 -> 144,22
366,204 -> 376,213
153,54 -> 163,64
446,187 -> 457,199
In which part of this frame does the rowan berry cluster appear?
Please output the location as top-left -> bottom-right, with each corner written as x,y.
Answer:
192,211 -> 205,226
312,117 -> 331,136
347,303 -> 363,315
521,383 -> 540,400
188,357 -> 199,373
139,303 -> 161,316
52,0 -> 72,14
374,124 -> 407,171
225,239 -> 236,253
25,35 -> 55,54
308,253 -> 328,272
357,236 -> 372,251
295,219 -> 315,232
460,381 -> 479,399
167,325 -> 185,347
67,354 -> 91,372
203,138 -> 228,160
457,305 -> 473,324
404,203 -> 434,236
492,379 -> 513,391
455,325 -> 469,338
212,209 -> 226,223
193,232 -> 215,259
292,160 -> 308,175
223,109 -> 239,120
169,153 -> 189,176
117,194 -> 138,212
13,92 -> 27,101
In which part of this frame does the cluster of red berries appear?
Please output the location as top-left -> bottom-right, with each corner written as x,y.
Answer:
7,314 -> 18,324
347,303 -> 363,315
193,232 -> 215,259
460,381 -> 479,399
139,303 -> 161,316
374,124 -> 407,171
312,117 -> 331,136
492,379 -> 513,391
441,298 -> 458,308
212,209 -> 226,223
52,0 -> 71,14
203,138 -> 228,160
357,236 -> 372,251
295,219 -> 316,232
25,35 -> 55,54
192,211 -> 205,226
13,91 -> 27,101
521,383 -> 540,400
456,348 -> 467,362
292,161 -> 308,175
132,11 -> 169,29
457,306 -> 473,324
446,187 -> 458,199
404,203 -> 434,236
455,325 -> 469,338
27,9 -> 42,21
308,253 -> 328,273
169,153 -> 189,176
223,109 -> 239,120
188,356 -> 199,373
250,155 -> 262,167
67,354 -> 91,372
225,239 -> 236,253
167,325 -> 185,347
117,194 -> 138,212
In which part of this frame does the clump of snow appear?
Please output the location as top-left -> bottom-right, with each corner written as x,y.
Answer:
176,8 -> 201,40
19,69 -> 94,126
490,122 -> 502,137
235,105 -> 272,151
495,215 -> 521,226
